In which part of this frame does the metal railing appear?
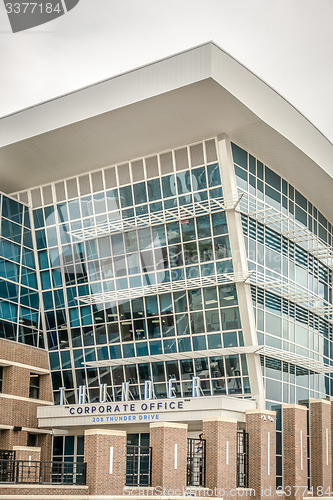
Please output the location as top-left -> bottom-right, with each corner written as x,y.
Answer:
126,445 -> 152,487
0,459 -> 86,485
187,437 -> 206,487
237,430 -> 249,488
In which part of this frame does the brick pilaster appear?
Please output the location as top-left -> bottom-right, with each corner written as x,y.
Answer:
150,422 -> 188,491
13,446 -> 41,483
84,428 -> 126,495
202,417 -> 237,491
246,409 -> 276,500
282,404 -> 308,497
13,446 -> 41,462
309,399 -> 331,492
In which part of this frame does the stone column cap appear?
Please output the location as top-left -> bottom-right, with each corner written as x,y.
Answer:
203,416 -> 237,423
85,428 -> 126,436
309,398 -> 331,405
13,446 -> 41,452
246,409 -> 276,416
150,422 -> 188,429
282,404 -> 307,411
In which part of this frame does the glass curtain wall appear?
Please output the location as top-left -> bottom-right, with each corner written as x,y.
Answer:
16,139 -> 251,404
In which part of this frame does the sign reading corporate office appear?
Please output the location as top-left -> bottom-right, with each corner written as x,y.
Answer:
3,0 -> 80,33
37,378 -> 204,426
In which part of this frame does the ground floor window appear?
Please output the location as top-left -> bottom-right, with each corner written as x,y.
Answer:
126,433 -> 151,486
52,435 -> 84,464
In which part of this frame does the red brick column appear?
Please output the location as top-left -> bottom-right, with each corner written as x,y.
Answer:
282,404 -> 308,498
150,422 -> 187,492
202,417 -> 237,491
309,399 -> 331,492
84,428 -> 126,495
13,446 -> 41,483
331,398 -> 333,490
246,410 -> 276,500
13,446 -> 41,462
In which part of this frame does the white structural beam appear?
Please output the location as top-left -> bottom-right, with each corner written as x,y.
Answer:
258,346 -> 333,374
69,195 -> 238,241
249,271 -> 333,324
82,346 -> 262,368
238,190 -> 333,269
218,136 -> 265,409
76,271 -> 250,304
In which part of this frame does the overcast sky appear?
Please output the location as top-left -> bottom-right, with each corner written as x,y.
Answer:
0,0 -> 332,142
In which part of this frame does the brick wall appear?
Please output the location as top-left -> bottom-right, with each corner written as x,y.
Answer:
0,485 -> 88,496
84,428 -> 126,495
150,422 -> 188,491
246,409 -> 276,500
0,337 -> 53,458
282,404 -> 308,497
0,338 -> 49,369
202,417 -> 237,491
309,399 -> 331,491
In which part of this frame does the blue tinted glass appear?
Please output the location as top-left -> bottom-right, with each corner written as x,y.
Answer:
136,342 -> 149,356
207,333 -> 222,349
57,203 -> 68,222
0,300 -> 17,322
93,193 -> 106,214
52,270 -> 62,288
81,306 -> 93,326
119,186 -> 133,208
123,343 -> 135,358
24,208 -> 31,228
2,219 -> 22,244
152,225 -> 166,246
35,229 -> 47,249
33,208 -> 44,229
133,182 -> 147,205
150,340 -> 162,355
106,190 -> 119,212
231,143 -> 247,168
2,197 -> 23,224
21,267 -> 37,288
22,229 -> 33,248
43,291 -> 54,310
147,179 -> 162,202
20,288 -> 39,309
49,352 -> 60,370
0,239 -> 21,262
0,259 -> 19,282
97,346 -> 109,361
177,171 -> 191,194
212,212 -> 228,235
162,175 -> 176,198
41,271 -> 51,290
192,167 -> 206,191
54,289 -> 65,308
192,335 -> 207,350
68,200 -> 81,220
0,280 -> 18,301
207,163 -> 221,187
178,337 -> 192,352
37,251 -> 48,271
46,227 -> 58,247
163,339 -> 177,353
44,206 -> 56,226
111,234 -> 124,255
197,216 -> 211,238
265,166 -> 281,191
